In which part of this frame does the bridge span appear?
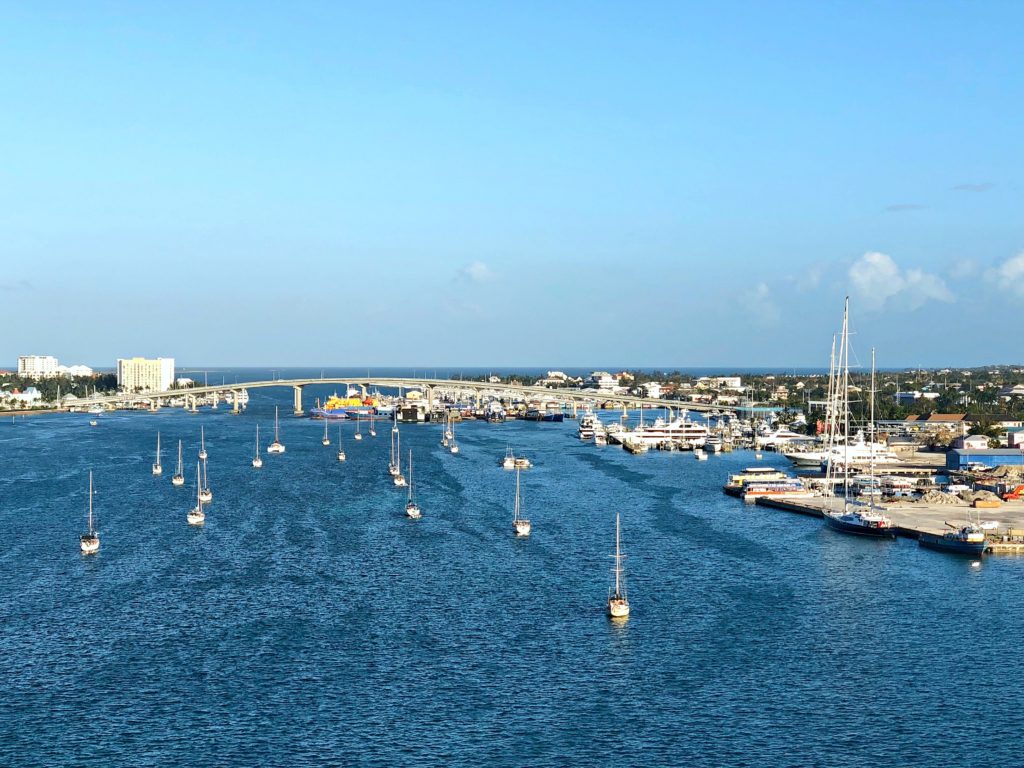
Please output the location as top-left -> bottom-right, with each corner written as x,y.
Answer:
80,377 -> 735,417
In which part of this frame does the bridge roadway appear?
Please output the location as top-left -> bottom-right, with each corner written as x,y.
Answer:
80,377 -> 735,416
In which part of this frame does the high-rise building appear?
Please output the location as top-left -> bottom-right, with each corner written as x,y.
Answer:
116,357 -> 175,393
17,355 -> 60,377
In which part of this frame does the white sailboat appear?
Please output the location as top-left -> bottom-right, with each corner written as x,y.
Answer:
354,417 -> 363,441
321,419 -> 331,446
252,424 -> 263,468
187,461 -> 206,526
172,439 -> 185,485
369,410 -> 376,438
267,406 -> 286,453
199,425 -> 208,460
512,467 -> 531,536
152,431 -> 163,475
336,424 -> 346,462
199,457 -> 213,503
449,416 -> 459,454
405,449 -> 421,518
607,513 -> 629,619
80,471 -> 100,555
388,416 -> 400,476
393,428 -> 407,487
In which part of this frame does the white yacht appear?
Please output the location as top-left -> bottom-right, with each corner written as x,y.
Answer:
172,439 -> 185,485
578,411 -> 596,441
152,432 -> 163,476
80,471 -> 100,555
694,448 -> 708,460
619,415 -> 709,449
267,406 -> 286,454
704,434 -> 724,453
607,513 -> 629,619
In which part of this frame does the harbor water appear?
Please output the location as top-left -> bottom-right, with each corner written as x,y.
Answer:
2,390 -> 1021,767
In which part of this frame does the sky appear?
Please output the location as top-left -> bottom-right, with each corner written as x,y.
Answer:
1,1 -> 1022,369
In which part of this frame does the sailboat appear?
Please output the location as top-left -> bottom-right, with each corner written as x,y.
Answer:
388,417 -> 400,476
336,424 -> 347,462
354,417 -> 363,441
369,410 -> 376,438
823,305 -> 895,539
441,412 -> 450,448
199,425 -> 208,460
393,428 -> 407,486
321,420 -> 331,446
199,457 -> 213,503
80,471 -> 100,554
607,512 -> 629,618
252,424 -> 263,468
449,416 -> 460,454
152,431 -> 163,475
512,467 -> 531,536
267,406 -> 286,453
187,461 -> 206,526
405,449 -> 421,518
172,439 -> 185,485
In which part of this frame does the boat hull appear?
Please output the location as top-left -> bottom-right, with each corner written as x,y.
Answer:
824,514 -> 896,538
918,532 -> 987,556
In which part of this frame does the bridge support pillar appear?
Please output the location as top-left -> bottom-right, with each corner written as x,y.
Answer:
232,391 -> 240,414
212,391 -> 219,409
572,401 -> 578,419
427,386 -> 434,411
293,385 -> 303,415
189,395 -> 197,413
360,384 -> 368,398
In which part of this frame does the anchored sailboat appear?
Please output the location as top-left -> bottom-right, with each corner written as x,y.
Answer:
172,439 -> 185,485
449,416 -> 460,455
267,406 -> 286,454
322,420 -> 331,446
369,410 -> 376,438
823,306 -> 895,538
187,461 -> 206,526
199,457 -> 213,503
252,424 -> 263,468
199,425 -> 208,460
405,449 -> 421,518
607,513 -> 629,618
354,417 -> 363,441
393,427 -> 407,486
152,432 -> 163,475
336,424 -> 346,462
512,467 -> 531,537
80,471 -> 100,555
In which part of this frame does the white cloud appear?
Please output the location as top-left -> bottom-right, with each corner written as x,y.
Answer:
987,252 -> 1024,296
949,259 -> 977,279
457,261 -> 494,284
848,251 -> 953,311
747,282 -> 781,325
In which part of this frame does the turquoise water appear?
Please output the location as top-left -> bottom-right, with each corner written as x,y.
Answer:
1,391 -> 1021,766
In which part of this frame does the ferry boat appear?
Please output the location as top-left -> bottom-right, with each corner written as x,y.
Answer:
309,393 -> 378,420
723,466 -> 791,496
918,523 -> 988,556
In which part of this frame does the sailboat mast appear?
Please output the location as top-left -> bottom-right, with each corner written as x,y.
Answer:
407,450 -> 413,501
841,297 -> 851,508
514,468 -> 521,521
88,471 -> 94,534
196,461 -> 202,506
614,513 -> 623,597
869,347 -> 877,501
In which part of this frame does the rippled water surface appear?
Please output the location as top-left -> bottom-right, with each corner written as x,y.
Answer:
2,393 -> 1022,767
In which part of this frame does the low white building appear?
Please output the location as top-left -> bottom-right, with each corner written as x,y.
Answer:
641,382 -> 663,399
58,364 -> 94,377
117,357 -> 175,393
588,371 -> 619,392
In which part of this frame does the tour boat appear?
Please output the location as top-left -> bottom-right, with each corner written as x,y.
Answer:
187,461 -> 206,526
321,420 -> 331,446
172,439 -> 185,485
199,425 -> 208,460
252,424 -> 263,468
152,432 -> 163,475
267,406 -> 286,453
336,424 -> 346,462
80,471 -> 100,555
405,449 -> 421,518
512,467 -> 531,537
607,512 -> 629,619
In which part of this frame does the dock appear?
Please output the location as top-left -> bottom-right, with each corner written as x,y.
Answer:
752,495 -> 1024,554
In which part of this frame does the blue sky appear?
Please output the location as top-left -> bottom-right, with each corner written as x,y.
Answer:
1,1 -> 1022,369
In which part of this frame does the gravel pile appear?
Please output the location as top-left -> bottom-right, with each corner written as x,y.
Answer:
917,490 -> 965,505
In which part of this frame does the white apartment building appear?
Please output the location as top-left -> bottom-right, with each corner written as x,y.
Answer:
18,355 -> 59,377
117,357 -> 175,393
